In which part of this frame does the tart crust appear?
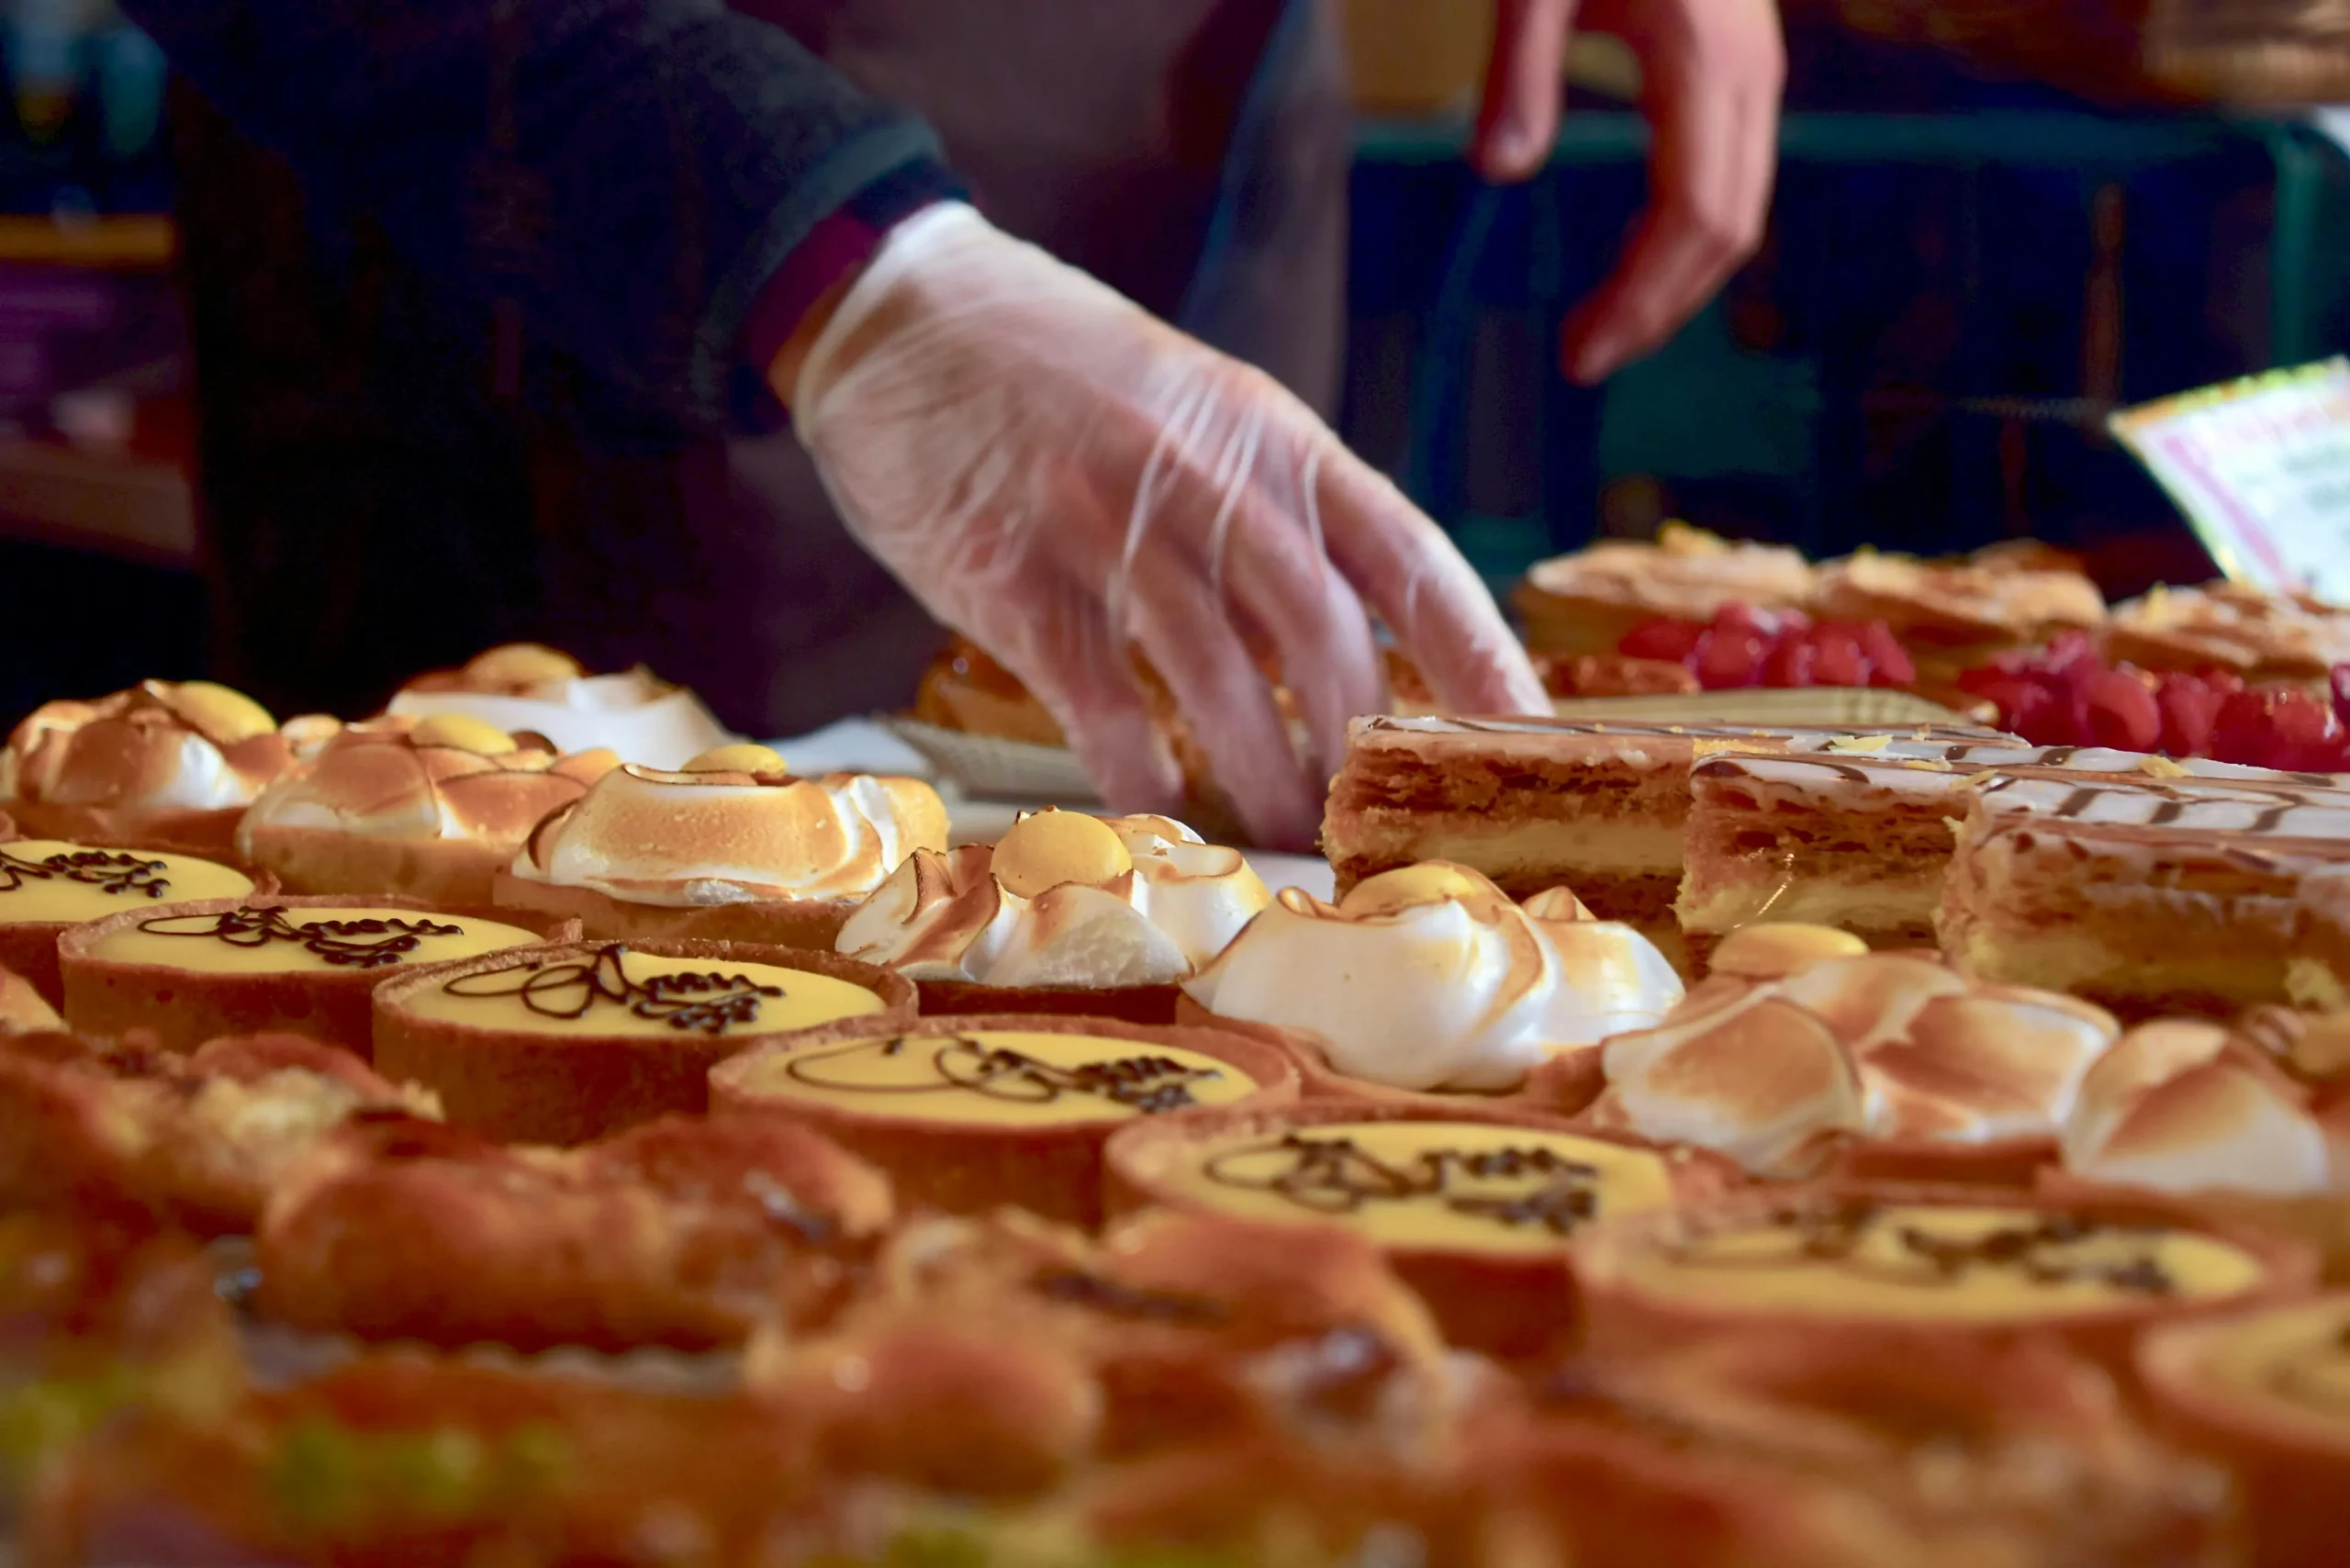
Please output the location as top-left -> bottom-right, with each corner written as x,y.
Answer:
1571,1180 -> 2317,1378
1104,1097 -> 1739,1360
914,978 -> 1181,1026
372,938 -> 916,1145
711,1013 -> 1299,1229
57,894 -> 575,1058
491,868 -> 856,951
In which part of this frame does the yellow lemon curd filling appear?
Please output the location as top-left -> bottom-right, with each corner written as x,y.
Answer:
88,905 -> 541,975
0,841 -> 252,924
731,1028 -> 1257,1127
397,945 -> 884,1037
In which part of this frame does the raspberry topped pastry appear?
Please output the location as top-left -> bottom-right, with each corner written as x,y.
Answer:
2104,582 -> 2350,684
836,809 -> 1269,1024
237,713 -> 618,909
2,679 -> 330,859
1515,524 -> 1817,658
498,744 -> 947,950
386,642 -> 738,768
1180,862 -> 1682,1099
1808,547 -> 2106,681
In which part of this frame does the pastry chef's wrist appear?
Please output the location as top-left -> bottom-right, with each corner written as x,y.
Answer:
748,159 -> 965,415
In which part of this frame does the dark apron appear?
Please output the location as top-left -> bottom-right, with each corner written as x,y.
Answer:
173,0 -> 1350,736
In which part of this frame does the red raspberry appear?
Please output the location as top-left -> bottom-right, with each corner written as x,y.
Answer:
2211,689 -> 2279,767
2332,665 -> 2350,733
1695,627 -> 1769,689
2080,668 -> 2161,753
2039,629 -> 2099,678
1760,635 -> 1817,689
2200,667 -> 2244,696
2264,689 -> 2347,773
1857,622 -> 1916,688
1806,624 -> 1871,689
2154,673 -> 2221,757
1618,619 -> 1707,663
2006,681 -> 2075,746
1712,601 -> 1774,637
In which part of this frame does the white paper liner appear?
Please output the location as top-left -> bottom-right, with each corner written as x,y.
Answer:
207,1238 -> 742,1396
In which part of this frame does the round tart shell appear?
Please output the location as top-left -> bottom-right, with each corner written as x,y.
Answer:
1826,1132 -> 2058,1190
1571,1180 -> 2318,1381
1105,1097 -> 1740,1361
246,827 -> 526,913
711,1013 -> 1300,1230
372,939 -> 915,1146
490,868 -> 854,951
4,800 -> 251,867
1171,994 -> 1606,1116
2137,1296 -> 2350,1568
920,979 -> 1181,1027
57,894 -> 577,1058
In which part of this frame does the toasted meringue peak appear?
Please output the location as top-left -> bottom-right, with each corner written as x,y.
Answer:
158,680 -> 276,745
837,814 -> 1264,989
512,764 -> 946,905
1184,868 -> 1682,1093
684,743 -> 787,774
1710,923 -> 1868,980
462,643 -> 585,688
2064,1025 -> 2331,1196
1520,885 -> 1597,922
1593,953 -> 2121,1169
410,712 -> 520,755
237,718 -> 606,855
1594,993 -> 1863,1176
994,809 -> 1134,899
3,681 -> 304,817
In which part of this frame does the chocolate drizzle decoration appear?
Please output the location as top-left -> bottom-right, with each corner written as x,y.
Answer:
783,1031 -> 1223,1114
134,907 -> 465,969
0,846 -> 173,900
1667,1202 -> 2180,1297
1203,1131 -> 1604,1237
442,945 -> 783,1036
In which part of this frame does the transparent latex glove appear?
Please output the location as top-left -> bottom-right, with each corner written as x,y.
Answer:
1473,0 -> 1785,383
789,202 -> 1546,851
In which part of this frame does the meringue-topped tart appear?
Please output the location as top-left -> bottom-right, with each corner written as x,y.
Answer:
1149,1117 -> 1674,1255
722,1026 -> 1260,1128
398,943 -> 888,1038
0,839 -> 252,924
374,938 -> 914,1145
84,904 -> 540,976
711,1014 -> 1297,1227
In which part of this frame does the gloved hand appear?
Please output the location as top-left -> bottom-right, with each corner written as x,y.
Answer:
787,201 -> 1547,851
1473,0 -> 1785,384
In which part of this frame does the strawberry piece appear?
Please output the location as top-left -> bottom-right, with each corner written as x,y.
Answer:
1619,619 -> 1707,663
2154,673 -> 2221,758
1695,627 -> 1769,689
1806,624 -> 1871,689
2079,668 -> 2161,753
1857,622 -> 1916,688
1760,636 -> 1817,689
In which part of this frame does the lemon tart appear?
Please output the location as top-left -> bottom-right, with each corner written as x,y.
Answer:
57,894 -> 556,1057
0,836 -> 252,1007
1102,1099 -> 1738,1359
709,1014 -> 1297,1228
1572,1182 -> 2314,1374
2139,1294 -> 2350,1568
372,937 -> 915,1145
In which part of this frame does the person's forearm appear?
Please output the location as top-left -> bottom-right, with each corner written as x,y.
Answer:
123,0 -> 948,429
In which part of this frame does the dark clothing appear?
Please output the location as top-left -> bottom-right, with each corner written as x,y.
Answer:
140,0 -> 1351,734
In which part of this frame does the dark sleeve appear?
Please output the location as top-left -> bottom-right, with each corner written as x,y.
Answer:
120,0 -> 949,430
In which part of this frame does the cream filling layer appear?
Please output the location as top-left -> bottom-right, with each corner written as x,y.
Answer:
1337,821 -> 1687,877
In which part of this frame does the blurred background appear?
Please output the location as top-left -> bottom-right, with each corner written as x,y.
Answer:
5,0 -> 2350,718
